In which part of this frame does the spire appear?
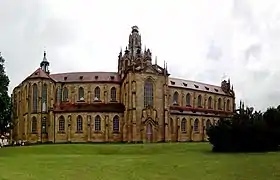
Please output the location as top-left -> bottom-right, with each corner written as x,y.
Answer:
128,25 -> 142,57
40,50 -> 50,74
155,56 -> 157,65
43,50 -> 47,61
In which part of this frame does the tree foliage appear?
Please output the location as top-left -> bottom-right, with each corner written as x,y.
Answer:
207,105 -> 280,152
0,53 -> 11,134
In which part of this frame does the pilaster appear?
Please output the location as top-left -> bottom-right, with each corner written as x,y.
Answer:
87,115 -> 91,141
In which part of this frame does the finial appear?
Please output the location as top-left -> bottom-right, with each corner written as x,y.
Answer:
155,56 -> 157,65
164,60 -> 166,69
43,50 -> 47,61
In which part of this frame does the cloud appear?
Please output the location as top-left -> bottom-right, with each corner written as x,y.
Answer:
40,18 -> 79,47
2,0 -> 280,111
206,41 -> 223,61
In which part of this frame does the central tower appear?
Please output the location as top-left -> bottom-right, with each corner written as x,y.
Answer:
129,26 -> 142,57
118,25 -> 169,143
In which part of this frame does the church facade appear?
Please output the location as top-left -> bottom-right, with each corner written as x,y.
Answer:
12,26 -> 235,143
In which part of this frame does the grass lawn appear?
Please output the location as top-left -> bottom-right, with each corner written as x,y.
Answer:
0,143 -> 279,180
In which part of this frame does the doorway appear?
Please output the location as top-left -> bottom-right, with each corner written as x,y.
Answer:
146,123 -> 153,143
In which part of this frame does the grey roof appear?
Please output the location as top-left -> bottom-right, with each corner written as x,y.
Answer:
168,77 -> 226,95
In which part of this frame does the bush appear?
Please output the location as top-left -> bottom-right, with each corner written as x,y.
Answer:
207,106 -> 280,152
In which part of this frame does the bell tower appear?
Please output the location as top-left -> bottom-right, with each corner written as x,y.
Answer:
40,51 -> 50,74
129,26 -> 142,57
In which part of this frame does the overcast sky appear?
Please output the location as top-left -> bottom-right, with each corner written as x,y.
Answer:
1,0 -> 280,111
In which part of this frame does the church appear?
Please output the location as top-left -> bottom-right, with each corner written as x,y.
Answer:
12,26 -> 235,143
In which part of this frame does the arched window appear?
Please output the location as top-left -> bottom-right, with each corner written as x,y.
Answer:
78,87 -> 84,101
197,95 -> 202,107
194,119 -> 199,132
25,85 -> 28,99
173,92 -> 179,105
41,117 -> 47,134
113,115 -> 119,133
94,87 -> 100,100
170,118 -> 174,134
186,93 -> 191,106
218,98 -> 222,109
56,87 -> 62,103
58,116 -> 65,132
95,115 -> 101,131
206,119 -> 211,129
226,99 -> 230,111
32,84 -> 38,112
144,79 -> 153,107
181,118 -> 186,133
77,115 -> 83,132
31,117 -> 37,133
42,84 -> 47,112
62,87 -> 68,102
110,87 -> 116,101
208,96 -> 212,109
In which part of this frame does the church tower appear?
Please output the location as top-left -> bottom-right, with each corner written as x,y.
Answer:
118,26 -> 169,143
128,26 -> 142,57
40,51 -> 50,74
117,26 -> 153,79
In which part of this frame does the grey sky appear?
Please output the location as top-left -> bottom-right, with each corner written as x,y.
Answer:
1,0 -> 280,111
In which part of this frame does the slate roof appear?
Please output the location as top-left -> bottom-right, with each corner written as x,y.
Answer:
22,68 -> 226,95
50,72 -> 121,83
168,77 -> 226,95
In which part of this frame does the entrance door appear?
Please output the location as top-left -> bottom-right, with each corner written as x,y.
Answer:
146,123 -> 153,143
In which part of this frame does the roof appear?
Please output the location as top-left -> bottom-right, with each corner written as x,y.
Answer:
168,77 -> 226,95
50,72 -> 121,83
18,68 -> 227,96
27,68 -> 50,80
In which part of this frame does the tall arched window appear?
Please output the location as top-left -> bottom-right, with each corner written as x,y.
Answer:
113,115 -> 119,133
32,84 -> 38,112
42,84 -> 47,112
56,87 -> 62,103
170,118 -> 174,134
226,99 -> 230,111
62,87 -> 68,101
95,115 -> 101,131
58,116 -> 65,132
78,87 -> 84,101
110,87 -> 116,101
208,96 -> 212,109
76,115 -> 83,132
186,93 -> 191,106
31,117 -> 37,133
41,117 -> 47,134
181,118 -> 186,133
197,95 -> 202,107
94,87 -> 100,100
144,79 -> 153,107
173,92 -> 179,105
194,119 -> 199,132
206,119 -> 211,129
218,98 -> 222,109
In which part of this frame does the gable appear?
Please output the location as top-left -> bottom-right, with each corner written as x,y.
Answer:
142,64 -> 164,75
27,68 -> 50,80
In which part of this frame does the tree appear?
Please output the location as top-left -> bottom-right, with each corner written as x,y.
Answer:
207,104 -> 280,152
0,53 -> 11,134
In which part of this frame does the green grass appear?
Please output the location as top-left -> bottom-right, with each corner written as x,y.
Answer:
0,143 -> 279,180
